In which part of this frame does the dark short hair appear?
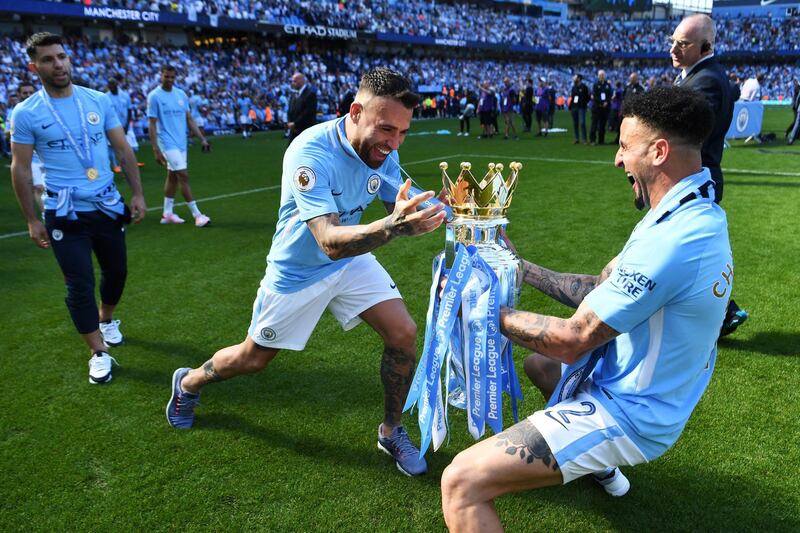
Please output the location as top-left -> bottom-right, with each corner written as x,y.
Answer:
620,86 -> 712,146
359,67 -> 420,109
161,64 -> 177,74
17,81 -> 36,94
26,32 -> 65,61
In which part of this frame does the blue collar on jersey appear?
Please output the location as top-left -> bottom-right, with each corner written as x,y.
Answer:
335,116 -> 360,162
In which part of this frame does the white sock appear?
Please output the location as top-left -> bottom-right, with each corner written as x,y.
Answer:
163,197 -> 174,216
188,201 -> 201,217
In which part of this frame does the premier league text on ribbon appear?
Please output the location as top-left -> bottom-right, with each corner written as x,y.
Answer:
405,161 -> 525,457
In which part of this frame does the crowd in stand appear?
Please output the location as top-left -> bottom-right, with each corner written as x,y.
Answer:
1,34 -> 797,137
51,0 -> 800,53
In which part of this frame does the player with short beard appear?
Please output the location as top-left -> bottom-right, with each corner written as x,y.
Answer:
441,87 -> 733,532
167,67 -> 446,477
10,32 -> 145,384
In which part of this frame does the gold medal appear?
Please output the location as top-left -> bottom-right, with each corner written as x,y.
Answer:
86,167 -> 98,181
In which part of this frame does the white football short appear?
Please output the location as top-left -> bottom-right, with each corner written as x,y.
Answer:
239,114 -> 252,125
248,253 -> 402,350
529,386 -> 648,483
162,148 -> 188,172
31,160 -> 45,187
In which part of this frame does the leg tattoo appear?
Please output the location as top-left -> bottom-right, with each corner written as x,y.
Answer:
380,346 -> 414,427
495,419 -> 559,470
201,359 -> 224,383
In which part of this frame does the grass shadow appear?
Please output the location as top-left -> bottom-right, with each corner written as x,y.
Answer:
719,331 -> 800,356
503,465 -> 799,531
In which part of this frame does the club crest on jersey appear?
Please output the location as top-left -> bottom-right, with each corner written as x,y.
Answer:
293,167 -> 316,192
52,229 -> 63,241
367,174 -> 381,195
86,111 -> 101,125
260,327 -> 277,341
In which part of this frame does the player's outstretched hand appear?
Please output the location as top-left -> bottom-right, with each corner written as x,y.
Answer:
28,219 -> 49,249
387,179 -> 446,237
201,140 -> 211,153
130,194 -> 147,224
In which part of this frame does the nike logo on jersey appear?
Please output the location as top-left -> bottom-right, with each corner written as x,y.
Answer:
390,283 -> 397,289
42,122 -> 55,129
331,190 -> 343,196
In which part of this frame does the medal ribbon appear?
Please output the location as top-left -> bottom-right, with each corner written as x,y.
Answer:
39,88 -> 95,172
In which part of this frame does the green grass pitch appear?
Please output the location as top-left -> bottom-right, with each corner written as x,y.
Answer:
1,108 -> 798,531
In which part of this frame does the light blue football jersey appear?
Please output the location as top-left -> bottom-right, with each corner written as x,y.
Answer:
147,86 -> 189,151
106,89 -> 132,127
263,117 -> 399,293
11,86 -> 121,211
8,104 -> 43,168
583,169 -> 732,460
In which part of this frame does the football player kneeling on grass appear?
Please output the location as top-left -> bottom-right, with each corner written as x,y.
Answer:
441,87 -> 734,532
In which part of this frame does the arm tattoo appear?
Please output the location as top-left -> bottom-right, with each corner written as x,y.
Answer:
571,307 -> 619,347
502,309 -> 559,351
307,213 -> 391,260
201,360 -> 224,383
522,261 -> 598,308
495,419 -> 559,470
384,211 -> 415,238
380,346 -> 415,428
501,306 -> 618,360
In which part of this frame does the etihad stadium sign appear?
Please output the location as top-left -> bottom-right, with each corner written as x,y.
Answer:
283,24 -> 357,40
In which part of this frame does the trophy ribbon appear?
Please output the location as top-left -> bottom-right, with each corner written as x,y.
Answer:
404,161 -> 525,458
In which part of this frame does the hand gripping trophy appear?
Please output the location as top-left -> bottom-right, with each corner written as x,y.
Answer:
404,161 -> 524,457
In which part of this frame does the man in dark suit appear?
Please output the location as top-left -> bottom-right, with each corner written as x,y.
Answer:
671,14 -> 733,203
521,78 -> 534,133
589,70 -> 612,145
671,14 -> 746,337
568,73 -> 589,144
287,72 -> 317,143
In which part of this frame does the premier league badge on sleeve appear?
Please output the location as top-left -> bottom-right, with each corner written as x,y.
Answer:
86,111 -> 100,125
367,174 -> 381,195
293,167 -> 316,192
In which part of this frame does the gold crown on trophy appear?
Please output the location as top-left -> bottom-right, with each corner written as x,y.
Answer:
440,161 -> 522,219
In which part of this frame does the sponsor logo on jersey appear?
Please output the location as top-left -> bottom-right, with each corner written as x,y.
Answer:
293,166 -> 316,192
612,264 -> 657,299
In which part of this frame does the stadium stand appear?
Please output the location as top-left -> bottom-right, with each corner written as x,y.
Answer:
1,1 -> 798,138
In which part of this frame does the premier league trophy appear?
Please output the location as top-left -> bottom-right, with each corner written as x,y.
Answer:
404,161 -> 524,457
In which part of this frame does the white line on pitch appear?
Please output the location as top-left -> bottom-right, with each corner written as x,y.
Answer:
0,154 -> 462,241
